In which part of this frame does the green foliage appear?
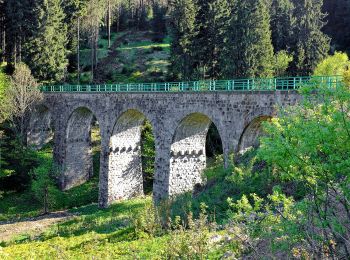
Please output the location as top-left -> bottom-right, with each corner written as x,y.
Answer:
24,0 -> 68,82
270,0 -> 295,52
273,50 -> 293,77
0,130 -> 39,191
226,189 -> 303,257
225,0 -> 274,78
3,0 -> 38,65
291,0 -> 330,75
169,151 -> 283,223
132,202 -> 163,238
191,0 -> 230,79
258,80 -> 350,257
151,3 -> 167,43
163,205 -> 213,259
169,0 -> 196,80
0,67 -> 10,123
313,52 -> 350,76
141,120 -> 155,194
30,159 -> 60,214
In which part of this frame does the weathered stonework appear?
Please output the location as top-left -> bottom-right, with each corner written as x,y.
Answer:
28,91 -> 301,208
27,105 -> 53,149
108,109 -> 145,204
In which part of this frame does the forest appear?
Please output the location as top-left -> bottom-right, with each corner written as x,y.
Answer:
0,0 -> 349,83
0,0 -> 350,259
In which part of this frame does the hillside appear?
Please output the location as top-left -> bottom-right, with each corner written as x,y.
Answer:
79,31 -> 170,84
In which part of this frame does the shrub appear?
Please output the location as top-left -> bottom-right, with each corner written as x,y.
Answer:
273,50 -> 293,77
313,51 -> 350,76
257,78 -> 350,258
132,202 -> 163,238
163,203 -> 214,259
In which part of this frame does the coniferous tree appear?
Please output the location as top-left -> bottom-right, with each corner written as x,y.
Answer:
24,0 -> 68,82
191,0 -> 230,79
291,0 -> 330,75
0,0 -> 5,62
270,0 -> 295,52
168,0 -> 196,80
323,0 -> 350,54
151,2 -> 167,43
63,0 -> 88,77
4,0 -> 37,66
225,0 -> 274,78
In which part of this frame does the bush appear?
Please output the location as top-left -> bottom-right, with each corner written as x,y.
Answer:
257,77 -> 350,258
313,51 -> 350,76
273,50 -> 293,77
163,203 -> 215,259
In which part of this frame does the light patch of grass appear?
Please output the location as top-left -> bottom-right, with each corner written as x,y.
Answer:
0,197 -> 172,259
118,41 -> 170,51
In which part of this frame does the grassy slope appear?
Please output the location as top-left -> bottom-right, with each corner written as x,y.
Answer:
0,198 -> 171,259
0,151 -> 271,259
79,30 -> 170,84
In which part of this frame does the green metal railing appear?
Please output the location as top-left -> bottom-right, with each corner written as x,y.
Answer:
40,76 -> 343,93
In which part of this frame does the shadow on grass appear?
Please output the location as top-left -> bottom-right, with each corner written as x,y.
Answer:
34,198 -> 149,242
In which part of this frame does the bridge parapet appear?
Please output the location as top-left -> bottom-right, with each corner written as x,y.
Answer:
40,76 -> 342,93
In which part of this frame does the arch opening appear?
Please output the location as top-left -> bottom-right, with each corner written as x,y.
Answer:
238,116 -> 272,154
63,107 -> 101,190
169,113 -> 223,197
27,105 -> 53,150
108,109 -> 155,204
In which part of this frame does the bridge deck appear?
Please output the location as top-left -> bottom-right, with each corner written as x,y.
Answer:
41,76 -> 342,93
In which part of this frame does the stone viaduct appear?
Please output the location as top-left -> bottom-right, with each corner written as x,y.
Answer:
27,91 -> 300,208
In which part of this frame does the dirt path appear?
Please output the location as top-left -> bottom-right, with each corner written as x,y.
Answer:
0,211 -> 76,242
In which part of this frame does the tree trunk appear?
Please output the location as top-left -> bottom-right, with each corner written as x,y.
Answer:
44,186 -> 48,214
77,17 -> 80,83
94,28 -> 98,71
108,0 -> 111,49
91,36 -> 94,82
18,37 -> 22,63
1,16 -> 5,63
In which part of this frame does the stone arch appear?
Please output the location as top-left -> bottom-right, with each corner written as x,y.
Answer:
237,115 -> 272,153
169,113 -> 222,196
27,105 -> 53,150
107,109 -> 153,203
63,107 -> 100,190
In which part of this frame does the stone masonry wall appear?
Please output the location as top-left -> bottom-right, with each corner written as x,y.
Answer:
169,113 -> 211,196
63,107 -> 94,190
108,109 -> 145,204
27,105 -> 53,149
39,91 -> 301,207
